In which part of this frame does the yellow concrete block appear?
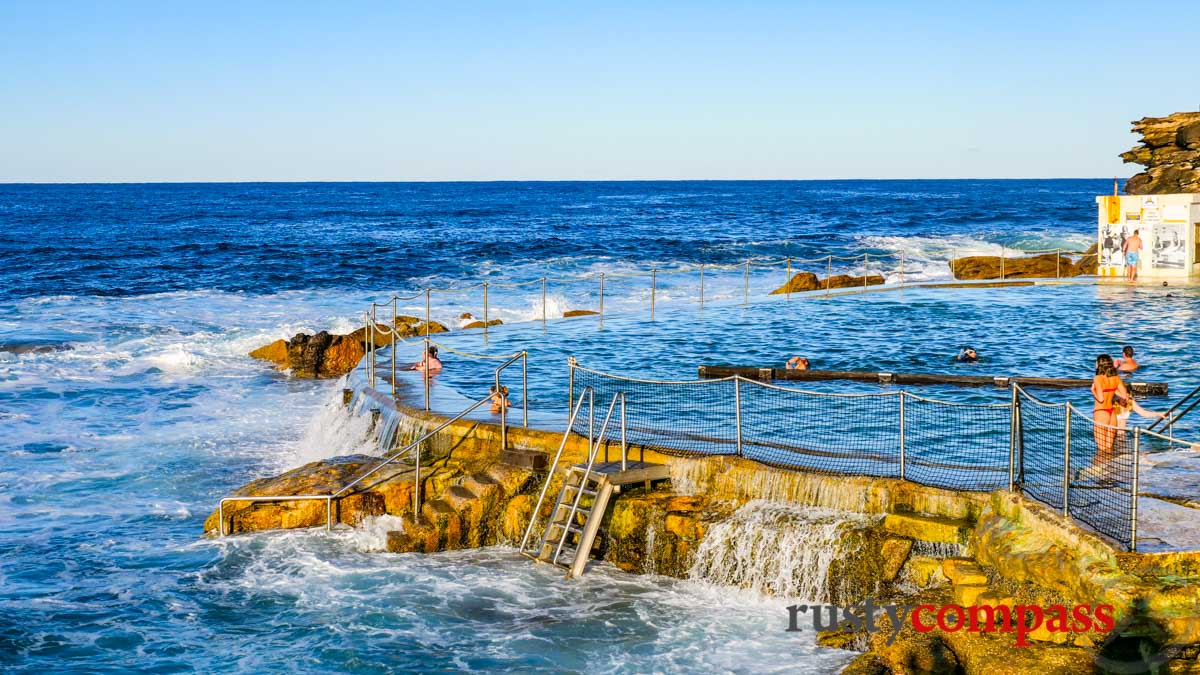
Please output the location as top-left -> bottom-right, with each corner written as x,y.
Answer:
882,513 -> 970,544
954,583 -> 990,607
942,558 -> 988,585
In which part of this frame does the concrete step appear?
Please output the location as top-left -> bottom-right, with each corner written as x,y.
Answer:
882,513 -> 972,545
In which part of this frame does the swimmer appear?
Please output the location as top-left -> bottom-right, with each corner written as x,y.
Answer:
785,356 -> 810,370
1091,354 -> 1127,458
955,347 -> 979,363
411,345 -> 442,373
488,384 -> 511,413
1114,393 -> 1164,431
1114,345 -> 1138,374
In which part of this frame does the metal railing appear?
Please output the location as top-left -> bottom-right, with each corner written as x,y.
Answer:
347,245 -> 1092,346
217,392 -> 494,536
567,361 -> 1195,552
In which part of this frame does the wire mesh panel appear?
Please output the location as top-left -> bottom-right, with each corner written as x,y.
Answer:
902,394 -> 1012,491
1014,389 -> 1069,514
738,380 -> 901,477
1065,406 -> 1135,550
571,367 -> 738,456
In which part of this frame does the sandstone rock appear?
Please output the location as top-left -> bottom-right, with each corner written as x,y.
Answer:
248,314 -> 448,378
563,309 -> 599,318
821,274 -> 885,290
903,555 -> 949,588
950,253 -> 1070,280
943,558 -> 989,585
462,319 -> 503,330
203,455 -> 383,535
1122,112 -> 1200,194
882,513 -> 971,545
769,271 -> 819,294
248,339 -> 289,367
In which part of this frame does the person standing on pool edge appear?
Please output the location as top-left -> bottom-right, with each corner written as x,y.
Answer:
1123,229 -> 1143,282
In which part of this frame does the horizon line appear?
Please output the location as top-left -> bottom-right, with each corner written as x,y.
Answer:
0,176 -> 1128,186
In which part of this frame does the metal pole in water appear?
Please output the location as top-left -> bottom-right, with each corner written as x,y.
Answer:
785,257 -> 792,301
699,264 -> 705,308
541,277 -> 547,329
599,272 -> 605,328
522,351 -> 528,428
391,296 -> 398,398
1000,246 -> 1006,281
423,337 -> 431,412
370,304 -> 377,389
425,289 -> 431,337
1055,249 -> 1061,280
1063,405 -> 1071,516
900,251 -> 906,286
651,268 -> 657,320
1132,428 -> 1140,552
863,253 -> 869,289
898,393 -> 906,481
826,255 -> 832,297
734,377 -> 743,457
483,282 -> 489,338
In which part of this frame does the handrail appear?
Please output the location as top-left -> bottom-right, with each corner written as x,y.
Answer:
519,388 -> 593,552
1148,383 -> 1200,432
552,392 -> 622,564
493,351 -> 529,451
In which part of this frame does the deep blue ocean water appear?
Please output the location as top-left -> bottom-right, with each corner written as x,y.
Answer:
5,179 -> 1183,673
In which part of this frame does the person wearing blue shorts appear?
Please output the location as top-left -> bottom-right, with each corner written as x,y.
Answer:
1122,229 -> 1143,282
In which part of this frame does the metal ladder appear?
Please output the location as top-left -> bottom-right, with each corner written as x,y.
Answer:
519,388 -> 626,578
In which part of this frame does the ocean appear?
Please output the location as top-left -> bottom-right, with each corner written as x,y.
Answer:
0,180 -> 1146,672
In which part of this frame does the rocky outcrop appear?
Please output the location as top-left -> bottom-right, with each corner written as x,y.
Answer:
563,309 -> 600,318
770,273 -> 885,295
1122,112 -> 1200,194
949,244 -> 1098,280
249,315 -> 448,378
462,319 -> 502,330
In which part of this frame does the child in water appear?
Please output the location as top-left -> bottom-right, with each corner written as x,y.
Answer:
488,384 -> 511,413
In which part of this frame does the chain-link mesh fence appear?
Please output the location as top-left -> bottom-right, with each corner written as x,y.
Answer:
570,364 -> 1141,550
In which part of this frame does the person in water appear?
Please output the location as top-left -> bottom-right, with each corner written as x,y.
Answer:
488,384 -> 511,413
785,356 -> 810,370
1114,393 -> 1164,431
1091,354 -> 1129,458
411,345 -> 442,373
955,347 -> 979,363
1114,345 -> 1138,373
1123,229 -> 1143,281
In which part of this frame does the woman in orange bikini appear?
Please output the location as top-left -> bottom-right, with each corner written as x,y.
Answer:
1091,354 -> 1128,458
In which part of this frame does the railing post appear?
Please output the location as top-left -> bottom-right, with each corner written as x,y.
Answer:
651,268 -> 657,320
1000,246 -> 1006,280
423,337 -> 431,412
1008,384 -> 1018,491
898,392 -> 906,481
785,257 -> 792,301
743,261 -> 750,305
541,277 -> 547,329
424,288 -> 431,337
391,297 -> 398,398
1063,405 -> 1071,516
734,377 -> 744,457
826,255 -> 833,297
1131,428 -> 1140,552
900,251 -> 906,286
699,264 -> 705,308
863,253 -> 869,289
370,304 -> 377,389
483,282 -> 489,338
521,351 -> 528,428
326,497 -> 333,532
414,438 -> 421,515
568,356 -> 576,416
620,392 -> 628,470
599,272 -> 605,328
1055,249 -> 1061,280
496,365 -> 506,451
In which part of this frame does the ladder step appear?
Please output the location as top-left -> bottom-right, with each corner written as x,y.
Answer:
563,485 -> 598,497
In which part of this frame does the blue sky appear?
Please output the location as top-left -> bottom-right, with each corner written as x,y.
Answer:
1,1 -> 1198,182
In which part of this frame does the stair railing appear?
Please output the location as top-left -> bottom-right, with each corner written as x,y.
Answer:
1148,383 -> 1200,434
519,388 -> 593,554
218,392 -> 493,536
548,392 -> 624,565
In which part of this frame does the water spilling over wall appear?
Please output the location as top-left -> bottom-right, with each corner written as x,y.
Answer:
688,500 -> 877,602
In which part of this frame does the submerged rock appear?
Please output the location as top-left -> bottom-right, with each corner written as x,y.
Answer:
563,309 -> 599,318
248,315 -> 448,378
462,319 -> 503,330
1122,112 -> 1200,194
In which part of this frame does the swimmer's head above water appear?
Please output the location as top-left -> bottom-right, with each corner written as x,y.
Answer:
957,347 -> 978,362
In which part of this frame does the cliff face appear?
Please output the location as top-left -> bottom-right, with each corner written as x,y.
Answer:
1122,112 -> 1200,194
